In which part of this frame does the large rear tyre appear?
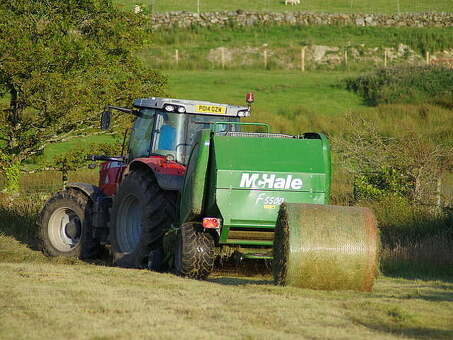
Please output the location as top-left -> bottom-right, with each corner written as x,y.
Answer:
110,169 -> 176,269
38,188 -> 100,259
174,223 -> 215,280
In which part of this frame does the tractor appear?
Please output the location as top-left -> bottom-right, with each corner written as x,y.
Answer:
39,95 -> 378,290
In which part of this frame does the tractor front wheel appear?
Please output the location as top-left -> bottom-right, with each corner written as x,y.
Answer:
38,188 -> 100,259
110,168 -> 176,269
174,223 -> 215,280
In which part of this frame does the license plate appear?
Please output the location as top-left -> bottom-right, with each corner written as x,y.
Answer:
195,105 -> 226,114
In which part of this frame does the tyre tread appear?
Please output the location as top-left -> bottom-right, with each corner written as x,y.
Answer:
176,223 -> 214,280
110,168 -> 176,269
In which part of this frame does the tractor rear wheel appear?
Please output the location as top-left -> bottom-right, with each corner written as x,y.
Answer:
110,168 -> 176,269
38,188 -> 100,259
174,223 -> 215,280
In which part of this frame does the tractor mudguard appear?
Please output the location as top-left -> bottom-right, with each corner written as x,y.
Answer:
154,173 -> 185,191
66,182 -> 111,242
66,182 -> 102,201
128,157 -> 186,192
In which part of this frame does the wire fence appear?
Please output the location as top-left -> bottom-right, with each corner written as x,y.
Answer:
142,45 -> 452,72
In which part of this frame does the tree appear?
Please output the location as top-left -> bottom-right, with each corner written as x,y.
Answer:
0,0 -> 166,192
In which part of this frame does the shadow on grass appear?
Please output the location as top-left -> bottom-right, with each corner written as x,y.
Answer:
209,258 -> 273,286
0,194 -> 41,251
208,277 -> 272,286
378,204 -> 453,284
383,266 -> 453,284
357,322 -> 453,340
369,288 -> 453,304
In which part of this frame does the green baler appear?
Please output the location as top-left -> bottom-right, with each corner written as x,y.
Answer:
39,96 -> 378,291
180,127 -> 331,249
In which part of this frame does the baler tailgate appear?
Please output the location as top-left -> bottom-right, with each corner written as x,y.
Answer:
210,135 -> 331,246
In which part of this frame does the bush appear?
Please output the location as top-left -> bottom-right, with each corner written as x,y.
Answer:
332,115 -> 452,206
345,66 -> 453,106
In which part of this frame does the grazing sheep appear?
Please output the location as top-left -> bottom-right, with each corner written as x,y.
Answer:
285,0 -> 300,5
134,5 -> 143,14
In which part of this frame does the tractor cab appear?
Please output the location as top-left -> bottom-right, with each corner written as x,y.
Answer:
128,98 -> 250,164
96,97 -> 252,195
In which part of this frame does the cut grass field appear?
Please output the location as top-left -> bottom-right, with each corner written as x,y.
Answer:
0,237 -> 452,340
113,0 -> 453,14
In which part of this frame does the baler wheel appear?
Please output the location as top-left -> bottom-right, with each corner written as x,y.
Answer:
38,188 -> 100,259
110,168 -> 176,269
174,223 -> 215,280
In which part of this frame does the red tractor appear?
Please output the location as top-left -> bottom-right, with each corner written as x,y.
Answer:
39,97 -> 250,273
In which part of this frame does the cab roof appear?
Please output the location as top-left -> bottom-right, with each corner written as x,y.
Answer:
133,97 -> 250,117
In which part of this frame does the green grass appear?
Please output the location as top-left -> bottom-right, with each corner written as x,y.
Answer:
166,70 -> 365,116
148,25 -> 453,54
142,26 -> 453,72
24,134 -> 120,169
114,0 -> 453,14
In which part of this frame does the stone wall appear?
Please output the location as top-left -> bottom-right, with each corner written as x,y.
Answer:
150,11 -> 453,30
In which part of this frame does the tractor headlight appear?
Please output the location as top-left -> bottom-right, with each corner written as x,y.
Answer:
164,104 -> 186,113
164,105 -> 175,112
237,109 -> 250,117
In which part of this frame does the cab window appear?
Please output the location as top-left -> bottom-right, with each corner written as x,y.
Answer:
128,109 -> 155,160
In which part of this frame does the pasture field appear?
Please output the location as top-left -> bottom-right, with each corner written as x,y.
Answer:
25,134 -> 119,170
0,234 -> 452,340
166,70 -> 364,116
113,0 -> 453,14
142,25 -> 453,73
145,25 -> 453,60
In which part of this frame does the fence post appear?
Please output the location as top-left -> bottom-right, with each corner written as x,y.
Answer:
264,49 -> 268,70
384,49 -> 388,67
344,49 -> 348,69
436,176 -> 442,214
301,47 -> 306,72
175,49 -> 179,66
221,47 -> 225,69
425,51 -> 430,65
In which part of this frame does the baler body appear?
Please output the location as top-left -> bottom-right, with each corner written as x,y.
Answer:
180,128 -> 331,248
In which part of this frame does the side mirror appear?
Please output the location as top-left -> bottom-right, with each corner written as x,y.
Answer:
100,110 -> 111,130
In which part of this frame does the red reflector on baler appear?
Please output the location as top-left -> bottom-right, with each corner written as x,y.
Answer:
202,218 -> 220,229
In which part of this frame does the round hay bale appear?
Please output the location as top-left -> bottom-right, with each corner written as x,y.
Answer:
273,203 -> 379,291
